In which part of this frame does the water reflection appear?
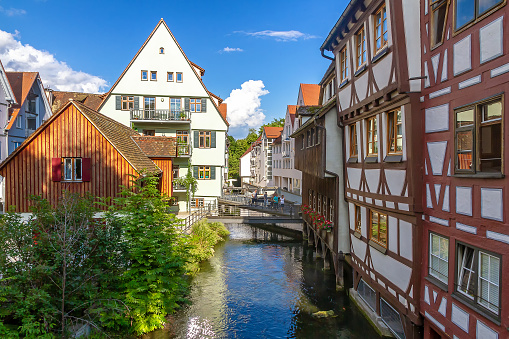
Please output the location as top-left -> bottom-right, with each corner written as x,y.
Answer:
147,223 -> 380,339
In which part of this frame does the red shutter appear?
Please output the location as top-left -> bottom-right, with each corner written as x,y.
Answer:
52,158 -> 61,182
82,158 -> 91,182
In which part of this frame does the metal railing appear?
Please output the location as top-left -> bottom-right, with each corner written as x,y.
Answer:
282,150 -> 290,158
177,143 -> 191,156
180,202 -> 217,233
220,194 -> 298,218
130,109 -> 191,121
173,183 -> 186,191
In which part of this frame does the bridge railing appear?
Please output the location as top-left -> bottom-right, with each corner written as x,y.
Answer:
180,201 -> 217,233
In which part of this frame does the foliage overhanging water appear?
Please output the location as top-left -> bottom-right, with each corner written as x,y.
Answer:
145,223 -> 381,339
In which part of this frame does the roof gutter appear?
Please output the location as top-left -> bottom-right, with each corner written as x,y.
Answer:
321,49 -> 335,61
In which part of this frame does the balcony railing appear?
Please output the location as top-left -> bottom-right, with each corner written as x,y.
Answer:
25,128 -> 36,137
173,183 -> 186,191
177,143 -> 191,156
130,109 -> 190,122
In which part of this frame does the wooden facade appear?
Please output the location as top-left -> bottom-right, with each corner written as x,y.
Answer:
420,1 -> 509,338
152,158 -> 173,196
0,101 -> 174,213
319,0 -> 423,338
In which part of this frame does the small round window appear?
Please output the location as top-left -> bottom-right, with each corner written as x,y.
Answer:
159,47 -> 164,54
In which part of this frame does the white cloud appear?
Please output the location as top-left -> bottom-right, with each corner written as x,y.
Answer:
0,29 -> 107,93
220,47 -> 243,53
224,80 -> 268,131
235,30 -> 319,42
0,6 -> 26,16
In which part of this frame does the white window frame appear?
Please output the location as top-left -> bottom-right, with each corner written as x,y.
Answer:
63,158 -> 82,182
429,233 -> 449,284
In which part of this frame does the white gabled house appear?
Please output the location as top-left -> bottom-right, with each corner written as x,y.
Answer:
98,19 -> 228,211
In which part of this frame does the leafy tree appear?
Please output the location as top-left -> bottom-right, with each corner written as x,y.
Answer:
227,129 -> 259,183
173,161 -> 198,212
258,118 -> 285,135
106,175 -> 189,335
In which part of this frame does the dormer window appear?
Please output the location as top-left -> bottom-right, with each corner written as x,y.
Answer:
159,47 -> 164,54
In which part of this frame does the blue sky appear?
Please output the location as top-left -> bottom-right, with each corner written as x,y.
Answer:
0,0 -> 348,138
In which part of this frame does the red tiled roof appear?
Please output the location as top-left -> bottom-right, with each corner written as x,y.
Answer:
263,126 -> 283,138
50,91 -> 104,113
219,103 -> 227,123
0,101 -> 161,175
287,105 -> 298,125
5,72 -> 39,130
132,136 -> 177,158
273,135 -> 282,144
300,84 -> 321,106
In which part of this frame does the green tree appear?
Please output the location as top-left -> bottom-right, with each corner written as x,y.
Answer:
173,161 -> 198,212
258,118 -> 285,134
106,175 -> 189,335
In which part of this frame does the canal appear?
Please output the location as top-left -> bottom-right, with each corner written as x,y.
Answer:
147,223 -> 381,338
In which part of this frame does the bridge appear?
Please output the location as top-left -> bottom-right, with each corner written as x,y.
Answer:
180,196 -> 303,239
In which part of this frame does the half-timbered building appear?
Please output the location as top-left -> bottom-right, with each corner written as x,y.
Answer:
320,0 -> 423,338
0,100 -> 177,212
420,1 -> 509,338
293,62 -> 350,287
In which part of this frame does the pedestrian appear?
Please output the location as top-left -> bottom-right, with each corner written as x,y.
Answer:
280,195 -> 285,212
273,194 -> 278,209
252,190 -> 258,205
263,191 -> 268,207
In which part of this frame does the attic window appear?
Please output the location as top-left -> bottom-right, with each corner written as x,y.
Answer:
160,47 -> 164,54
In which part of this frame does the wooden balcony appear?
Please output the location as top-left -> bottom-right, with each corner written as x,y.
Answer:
130,109 -> 191,123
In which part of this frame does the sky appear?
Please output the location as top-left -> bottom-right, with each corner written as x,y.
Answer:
0,0 -> 348,138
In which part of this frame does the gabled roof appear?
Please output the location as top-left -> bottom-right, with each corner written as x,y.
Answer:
6,72 -> 38,107
0,100 -> 160,175
263,126 -> 283,139
299,84 -> 321,106
190,61 -> 205,76
219,103 -> 227,123
241,144 -> 254,158
273,135 -> 282,144
0,60 -> 16,104
132,136 -> 177,158
5,72 -> 40,130
97,19 -> 228,128
287,105 -> 298,125
49,90 -> 104,113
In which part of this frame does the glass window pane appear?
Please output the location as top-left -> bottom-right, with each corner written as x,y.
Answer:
457,109 -> 474,127
482,101 -> 502,122
75,158 -> 82,180
64,159 -> 72,180
455,0 -> 475,30
480,122 -> 502,172
478,0 -> 503,15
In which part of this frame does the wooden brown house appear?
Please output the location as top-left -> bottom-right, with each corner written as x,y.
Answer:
0,100 -> 177,212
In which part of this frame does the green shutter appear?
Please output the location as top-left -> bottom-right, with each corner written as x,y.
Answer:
194,131 -> 199,148
210,166 -> 216,180
193,166 -> 198,179
185,98 -> 190,111
115,96 -> 121,110
211,131 -> 216,148
134,97 -> 139,109
201,98 -> 207,112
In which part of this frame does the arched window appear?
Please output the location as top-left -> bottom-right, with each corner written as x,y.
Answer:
159,47 -> 164,54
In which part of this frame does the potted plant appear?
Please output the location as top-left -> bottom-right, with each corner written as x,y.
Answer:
179,111 -> 187,120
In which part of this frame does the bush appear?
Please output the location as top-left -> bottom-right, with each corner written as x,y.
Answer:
186,219 -> 229,273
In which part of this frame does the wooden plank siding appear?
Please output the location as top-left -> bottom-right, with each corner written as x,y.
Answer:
152,158 -> 173,196
0,105 -> 136,212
